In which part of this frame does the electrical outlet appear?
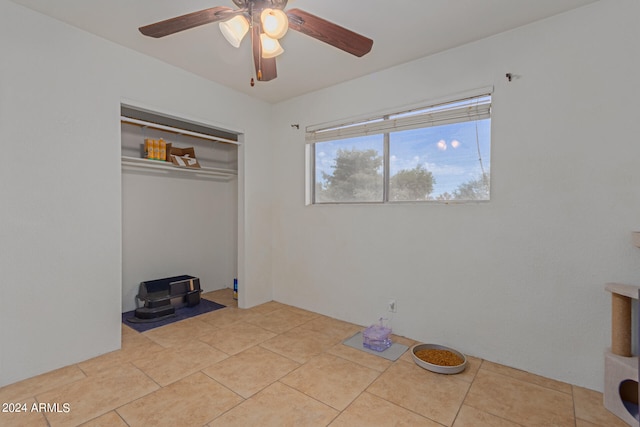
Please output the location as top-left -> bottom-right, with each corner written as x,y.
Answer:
388,299 -> 397,313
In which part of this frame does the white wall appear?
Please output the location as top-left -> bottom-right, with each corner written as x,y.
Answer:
271,0 -> 640,391
0,0 -> 273,387
121,171 -> 237,312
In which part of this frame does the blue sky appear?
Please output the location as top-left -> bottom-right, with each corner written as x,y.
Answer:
315,118 -> 491,197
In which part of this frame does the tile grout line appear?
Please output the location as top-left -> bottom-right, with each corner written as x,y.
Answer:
197,367 -> 247,426
449,358 -> 483,426
480,362 -> 574,395
460,360 -> 558,426
363,356 -> 453,427
570,384 -> 577,427
274,379 -> 341,423
198,307 -> 322,425
107,363 -> 162,427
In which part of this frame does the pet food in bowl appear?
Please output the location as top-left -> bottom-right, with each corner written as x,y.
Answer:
411,343 -> 467,374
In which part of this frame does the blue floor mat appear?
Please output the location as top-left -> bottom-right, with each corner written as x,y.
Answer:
122,299 -> 225,333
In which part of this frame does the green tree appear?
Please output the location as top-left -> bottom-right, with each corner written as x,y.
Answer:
318,148 -> 383,202
389,164 -> 435,201
453,173 -> 490,200
436,192 -> 454,201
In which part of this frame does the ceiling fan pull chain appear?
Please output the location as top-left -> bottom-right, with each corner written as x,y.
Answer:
249,2 -> 255,86
249,1 -> 259,86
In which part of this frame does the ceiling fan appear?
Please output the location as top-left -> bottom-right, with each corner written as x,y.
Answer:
139,0 -> 373,85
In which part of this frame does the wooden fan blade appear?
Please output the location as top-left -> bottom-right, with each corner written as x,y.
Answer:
139,6 -> 235,38
286,8 -> 373,57
252,24 -> 277,81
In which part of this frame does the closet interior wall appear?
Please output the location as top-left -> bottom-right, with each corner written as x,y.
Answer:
120,120 -> 238,312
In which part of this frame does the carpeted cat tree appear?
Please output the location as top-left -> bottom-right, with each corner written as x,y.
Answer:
604,282 -> 639,426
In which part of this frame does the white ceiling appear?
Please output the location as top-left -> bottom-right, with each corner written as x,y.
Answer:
10,0 -> 599,103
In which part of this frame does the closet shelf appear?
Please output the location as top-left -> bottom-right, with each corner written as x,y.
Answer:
121,116 -> 238,145
121,156 -> 237,179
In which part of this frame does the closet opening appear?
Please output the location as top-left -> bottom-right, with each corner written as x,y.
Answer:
120,104 -> 241,314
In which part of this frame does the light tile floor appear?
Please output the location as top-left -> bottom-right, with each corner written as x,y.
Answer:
0,289 -> 629,427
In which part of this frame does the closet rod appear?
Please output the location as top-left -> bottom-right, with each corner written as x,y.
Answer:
120,116 -> 239,145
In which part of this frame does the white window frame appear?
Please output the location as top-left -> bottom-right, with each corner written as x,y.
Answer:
305,87 -> 493,205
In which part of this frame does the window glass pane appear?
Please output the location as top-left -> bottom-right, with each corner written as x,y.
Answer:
389,118 -> 490,201
315,135 -> 384,203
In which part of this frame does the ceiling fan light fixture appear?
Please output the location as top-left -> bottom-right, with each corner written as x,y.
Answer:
261,8 -> 288,39
138,3 -> 374,85
260,33 -> 284,58
219,15 -> 249,48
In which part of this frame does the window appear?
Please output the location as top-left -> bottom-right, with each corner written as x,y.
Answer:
307,91 -> 491,204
